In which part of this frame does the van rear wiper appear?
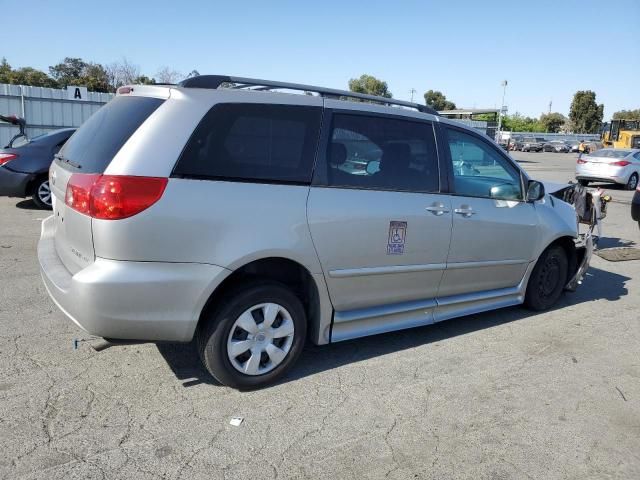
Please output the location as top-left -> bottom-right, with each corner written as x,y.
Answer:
54,154 -> 82,169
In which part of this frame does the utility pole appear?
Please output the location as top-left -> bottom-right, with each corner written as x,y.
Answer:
549,99 -> 552,114
409,88 -> 416,103
496,80 -> 508,142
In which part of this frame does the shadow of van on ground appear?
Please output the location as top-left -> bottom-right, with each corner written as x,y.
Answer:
156,265 -> 630,389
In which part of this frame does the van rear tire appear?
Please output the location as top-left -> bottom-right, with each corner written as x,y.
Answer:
197,281 -> 307,390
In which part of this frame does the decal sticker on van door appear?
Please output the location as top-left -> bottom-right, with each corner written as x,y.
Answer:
387,221 -> 407,255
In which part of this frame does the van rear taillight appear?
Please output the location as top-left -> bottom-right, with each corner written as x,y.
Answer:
65,174 -> 167,220
65,173 -> 100,215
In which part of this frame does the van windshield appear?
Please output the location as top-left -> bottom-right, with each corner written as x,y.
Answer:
58,96 -> 164,173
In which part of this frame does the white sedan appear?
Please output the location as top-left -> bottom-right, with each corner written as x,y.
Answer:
576,148 -> 640,190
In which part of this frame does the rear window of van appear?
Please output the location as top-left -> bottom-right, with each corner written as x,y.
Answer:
58,96 -> 164,173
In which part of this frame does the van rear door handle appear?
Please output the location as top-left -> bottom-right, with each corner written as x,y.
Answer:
454,205 -> 476,217
425,203 -> 450,216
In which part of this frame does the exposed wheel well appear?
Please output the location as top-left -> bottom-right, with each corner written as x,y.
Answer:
197,257 -> 320,341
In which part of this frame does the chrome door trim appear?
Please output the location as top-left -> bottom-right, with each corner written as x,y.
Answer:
328,263 -> 447,278
445,259 -> 529,270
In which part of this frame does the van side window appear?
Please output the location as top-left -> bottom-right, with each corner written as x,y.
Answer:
445,127 -> 522,200
325,114 -> 439,193
174,104 -> 322,184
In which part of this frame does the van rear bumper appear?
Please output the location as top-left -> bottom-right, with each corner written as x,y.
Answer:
38,216 -> 231,342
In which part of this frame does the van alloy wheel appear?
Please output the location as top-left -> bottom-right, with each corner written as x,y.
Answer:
226,302 -> 295,375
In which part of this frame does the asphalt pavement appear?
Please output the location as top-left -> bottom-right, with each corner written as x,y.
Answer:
1,151 -> 638,479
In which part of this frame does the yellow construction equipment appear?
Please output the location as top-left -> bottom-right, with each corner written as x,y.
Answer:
602,119 -> 640,149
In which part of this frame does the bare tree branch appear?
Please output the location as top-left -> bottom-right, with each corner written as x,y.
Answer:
156,66 -> 183,84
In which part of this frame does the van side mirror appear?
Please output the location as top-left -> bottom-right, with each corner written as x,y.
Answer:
526,180 -> 545,202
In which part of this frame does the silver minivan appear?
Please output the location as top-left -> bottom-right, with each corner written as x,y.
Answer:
38,75 -> 592,389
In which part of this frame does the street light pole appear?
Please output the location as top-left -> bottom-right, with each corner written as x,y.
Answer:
496,80 -> 507,142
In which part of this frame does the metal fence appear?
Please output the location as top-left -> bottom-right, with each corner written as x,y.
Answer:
502,131 -> 600,142
0,83 -> 114,147
448,119 -> 493,137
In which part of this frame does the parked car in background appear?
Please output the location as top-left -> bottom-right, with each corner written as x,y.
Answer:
542,141 -> 570,153
0,129 -> 76,208
568,141 -> 581,153
509,138 -> 524,151
576,148 -> 640,190
632,185 -> 640,226
38,75 -> 594,389
521,138 -> 543,152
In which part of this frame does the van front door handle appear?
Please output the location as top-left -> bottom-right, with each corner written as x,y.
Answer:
425,203 -> 450,216
454,206 -> 476,217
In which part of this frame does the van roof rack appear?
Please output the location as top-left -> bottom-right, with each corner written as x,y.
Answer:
178,75 -> 437,115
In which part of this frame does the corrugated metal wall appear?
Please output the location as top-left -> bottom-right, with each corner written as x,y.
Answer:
0,83 -> 114,147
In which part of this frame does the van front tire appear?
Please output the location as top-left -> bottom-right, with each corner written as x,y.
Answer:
197,281 -> 307,390
524,245 -> 568,311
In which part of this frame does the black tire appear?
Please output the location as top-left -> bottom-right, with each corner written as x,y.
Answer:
31,177 -> 53,209
625,173 -> 638,191
578,179 -> 589,187
197,281 -> 307,390
524,245 -> 568,311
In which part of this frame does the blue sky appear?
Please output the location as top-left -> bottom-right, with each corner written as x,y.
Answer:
6,0 -> 639,119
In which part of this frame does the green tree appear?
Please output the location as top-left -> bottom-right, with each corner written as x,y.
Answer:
423,90 -> 456,110
539,112 -> 567,133
0,58 -> 58,88
49,57 -> 86,85
0,58 -> 11,81
11,67 -> 58,88
612,109 -> 640,120
49,57 -> 111,92
348,74 -> 392,98
501,113 -> 543,132
133,75 -> 156,85
81,63 -> 110,92
569,90 -> 604,133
